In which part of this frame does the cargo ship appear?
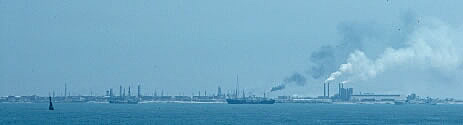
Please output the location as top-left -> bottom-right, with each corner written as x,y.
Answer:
226,75 -> 275,104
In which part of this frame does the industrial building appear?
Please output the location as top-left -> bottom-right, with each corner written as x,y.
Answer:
334,83 -> 353,101
333,83 -> 403,102
350,94 -> 402,102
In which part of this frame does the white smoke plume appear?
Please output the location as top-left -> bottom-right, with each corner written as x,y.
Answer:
309,12 -> 419,80
325,20 -> 463,84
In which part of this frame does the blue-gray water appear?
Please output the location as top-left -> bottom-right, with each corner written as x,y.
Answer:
1,103 -> 463,125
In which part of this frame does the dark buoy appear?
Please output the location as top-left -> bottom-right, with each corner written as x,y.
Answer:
49,96 -> 54,110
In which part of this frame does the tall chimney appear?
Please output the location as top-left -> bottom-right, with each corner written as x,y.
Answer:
110,88 -> 113,97
64,83 -> 67,98
128,86 -> 131,97
339,83 -> 341,97
327,83 -> 330,98
217,86 -> 222,97
154,89 -> 157,97
119,85 -> 122,97
137,84 -> 141,97
323,83 -> 326,97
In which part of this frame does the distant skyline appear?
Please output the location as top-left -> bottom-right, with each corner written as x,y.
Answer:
2,1 -> 463,98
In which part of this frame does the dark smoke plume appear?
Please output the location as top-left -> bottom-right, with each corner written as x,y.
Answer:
271,72 -> 307,92
270,84 -> 285,92
284,72 -> 307,86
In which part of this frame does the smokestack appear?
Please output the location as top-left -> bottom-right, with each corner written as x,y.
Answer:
339,83 -> 341,97
154,89 -> 157,97
217,86 -> 222,97
137,84 -> 141,97
327,83 -> 330,98
64,83 -> 67,98
128,86 -> 131,97
110,88 -> 113,97
323,83 -> 326,97
120,85 -> 122,97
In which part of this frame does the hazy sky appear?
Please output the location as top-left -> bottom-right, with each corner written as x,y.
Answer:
2,0 -> 463,98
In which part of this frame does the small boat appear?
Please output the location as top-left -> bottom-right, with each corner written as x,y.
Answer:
49,96 -> 54,110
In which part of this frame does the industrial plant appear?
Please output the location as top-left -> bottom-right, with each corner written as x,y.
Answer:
1,81 -> 462,105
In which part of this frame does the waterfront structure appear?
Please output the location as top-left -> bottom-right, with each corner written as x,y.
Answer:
350,94 -> 403,102
226,97 -> 275,104
2,81 -> 460,105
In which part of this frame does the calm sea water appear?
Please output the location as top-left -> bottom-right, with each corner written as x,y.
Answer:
1,103 -> 463,125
